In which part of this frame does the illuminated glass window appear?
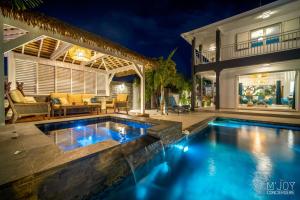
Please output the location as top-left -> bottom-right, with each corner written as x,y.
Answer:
265,25 -> 280,44
251,29 -> 264,47
250,24 -> 281,47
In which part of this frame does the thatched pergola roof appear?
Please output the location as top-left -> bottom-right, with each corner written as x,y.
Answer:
0,5 -> 156,67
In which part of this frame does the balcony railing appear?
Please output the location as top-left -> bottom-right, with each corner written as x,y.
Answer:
195,29 -> 300,65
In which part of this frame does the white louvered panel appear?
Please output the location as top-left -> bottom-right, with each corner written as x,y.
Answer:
72,69 -> 84,94
57,67 -> 71,93
97,73 -> 106,95
85,71 -> 96,94
38,64 -> 55,95
15,59 -> 37,95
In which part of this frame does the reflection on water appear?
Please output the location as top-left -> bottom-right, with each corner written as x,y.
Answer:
47,121 -> 149,151
96,118 -> 300,200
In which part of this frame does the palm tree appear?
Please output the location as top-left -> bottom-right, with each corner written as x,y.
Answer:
2,0 -> 43,10
154,49 -> 177,114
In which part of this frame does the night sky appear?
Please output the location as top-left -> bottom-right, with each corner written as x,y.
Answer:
36,0 -> 276,79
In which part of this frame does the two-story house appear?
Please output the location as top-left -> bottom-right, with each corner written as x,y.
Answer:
182,0 -> 300,112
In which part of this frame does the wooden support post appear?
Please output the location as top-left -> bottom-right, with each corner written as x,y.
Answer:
215,70 -> 221,110
216,29 -> 221,62
191,37 -> 196,111
0,17 -> 5,125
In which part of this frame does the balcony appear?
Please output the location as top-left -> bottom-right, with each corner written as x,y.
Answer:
195,29 -> 300,65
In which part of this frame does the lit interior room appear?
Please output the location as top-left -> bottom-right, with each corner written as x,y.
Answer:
238,70 -> 296,110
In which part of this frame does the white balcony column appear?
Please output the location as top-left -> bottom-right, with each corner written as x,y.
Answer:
296,71 -> 300,111
140,65 -> 145,114
0,17 -> 5,125
191,37 -> 196,111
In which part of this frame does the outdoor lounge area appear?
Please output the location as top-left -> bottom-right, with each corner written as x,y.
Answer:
0,6 -> 154,124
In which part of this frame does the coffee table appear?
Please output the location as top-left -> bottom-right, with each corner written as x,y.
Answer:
60,104 -> 101,117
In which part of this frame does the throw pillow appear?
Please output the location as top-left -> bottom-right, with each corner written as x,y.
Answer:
82,98 -> 91,104
9,90 -> 25,103
91,97 -> 98,103
52,98 -> 61,104
58,97 -> 69,105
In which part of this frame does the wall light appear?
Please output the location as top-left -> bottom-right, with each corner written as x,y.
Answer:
118,83 -> 125,92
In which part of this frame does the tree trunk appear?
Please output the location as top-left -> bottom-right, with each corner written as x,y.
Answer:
160,85 -> 165,115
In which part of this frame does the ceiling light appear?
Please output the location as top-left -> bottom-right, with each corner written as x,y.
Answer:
69,46 -> 91,62
257,10 -> 276,19
208,44 -> 216,51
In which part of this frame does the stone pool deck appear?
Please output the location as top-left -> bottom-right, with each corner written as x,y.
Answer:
0,114 -> 182,200
147,110 -> 300,130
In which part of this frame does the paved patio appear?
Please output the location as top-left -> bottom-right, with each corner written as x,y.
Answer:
146,110 -> 300,130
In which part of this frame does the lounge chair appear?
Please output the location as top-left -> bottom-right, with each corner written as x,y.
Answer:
114,94 -> 129,114
105,99 -> 115,114
5,81 -> 50,123
168,96 -> 190,115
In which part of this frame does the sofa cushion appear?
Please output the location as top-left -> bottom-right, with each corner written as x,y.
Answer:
68,94 -> 82,104
82,94 -> 95,99
10,90 -> 25,103
24,96 -> 37,103
50,93 -> 68,99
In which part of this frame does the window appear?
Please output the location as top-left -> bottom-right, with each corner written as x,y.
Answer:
85,71 -> 96,94
57,67 -> 71,93
15,59 -> 37,95
251,29 -> 264,47
265,25 -> 280,44
97,73 -> 106,95
250,24 -> 281,47
14,59 -> 106,95
38,64 -> 55,94
236,32 -> 249,50
72,69 -> 84,94
283,18 -> 300,41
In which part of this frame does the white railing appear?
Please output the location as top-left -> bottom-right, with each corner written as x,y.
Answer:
194,49 -> 216,65
194,29 -> 300,64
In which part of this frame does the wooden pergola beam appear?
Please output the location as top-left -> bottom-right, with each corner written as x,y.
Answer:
37,38 -> 44,57
51,42 -> 72,60
83,53 -> 106,66
133,63 -> 142,78
108,72 -> 115,85
108,65 -> 134,74
3,33 -> 43,53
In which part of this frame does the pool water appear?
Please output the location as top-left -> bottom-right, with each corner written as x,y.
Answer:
96,118 -> 300,200
37,118 -> 152,151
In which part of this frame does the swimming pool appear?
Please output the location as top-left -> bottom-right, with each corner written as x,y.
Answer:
96,118 -> 300,200
36,117 -> 152,151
